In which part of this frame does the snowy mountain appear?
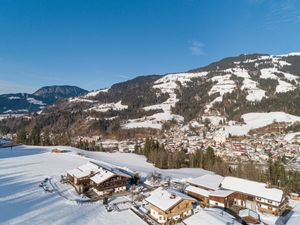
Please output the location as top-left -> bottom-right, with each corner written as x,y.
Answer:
63,52 -> 300,129
1,53 -> 300,137
0,85 -> 88,115
33,85 -> 88,101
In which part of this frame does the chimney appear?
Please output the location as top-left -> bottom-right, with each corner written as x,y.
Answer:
266,181 -> 272,188
170,194 -> 176,199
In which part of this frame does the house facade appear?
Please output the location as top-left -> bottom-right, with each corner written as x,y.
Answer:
221,176 -> 288,215
208,190 -> 235,208
146,187 -> 196,224
90,170 -> 130,196
185,174 -> 225,207
66,161 -> 131,196
66,162 -> 100,194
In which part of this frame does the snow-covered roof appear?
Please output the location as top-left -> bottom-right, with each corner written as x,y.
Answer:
78,162 -> 101,172
67,162 -> 101,179
145,187 -> 196,212
185,185 -> 210,198
221,176 -> 284,202
209,189 -> 234,198
67,161 -> 130,181
184,208 -> 242,225
188,174 -> 224,191
90,169 -> 114,184
66,168 -> 91,179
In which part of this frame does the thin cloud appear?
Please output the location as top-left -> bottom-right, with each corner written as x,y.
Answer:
189,41 -> 205,56
264,0 -> 300,28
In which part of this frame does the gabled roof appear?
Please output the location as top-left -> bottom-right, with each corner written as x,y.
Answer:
67,162 -> 100,178
90,168 -> 114,184
221,176 -> 284,202
67,168 -> 91,179
145,187 -> 196,212
209,189 -> 234,198
66,161 -> 132,181
78,162 -> 100,172
185,185 -> 210,198
188,174 -> 224,191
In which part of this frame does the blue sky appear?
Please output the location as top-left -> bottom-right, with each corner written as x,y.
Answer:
0,0 -> 300,93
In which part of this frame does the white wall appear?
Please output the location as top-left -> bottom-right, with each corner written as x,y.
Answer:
150,208 -> 167,224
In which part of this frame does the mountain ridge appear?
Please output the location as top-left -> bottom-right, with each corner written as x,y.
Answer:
0,85 -> 88,114
1,52 -> 300,139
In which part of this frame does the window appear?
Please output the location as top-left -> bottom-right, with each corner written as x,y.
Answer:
268,200 -> 273,204
257,197 -> 261,201
268,206 -> 273,210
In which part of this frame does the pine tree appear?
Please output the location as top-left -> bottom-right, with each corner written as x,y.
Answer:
43,129 -> 51,146
17,129 -> 27,144
29,125 -> 41,145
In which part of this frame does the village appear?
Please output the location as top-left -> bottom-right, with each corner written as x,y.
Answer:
72,118 -> 300,171
1,133 -> 300,225
1,116 -> 300,225
60,159 -> 298,225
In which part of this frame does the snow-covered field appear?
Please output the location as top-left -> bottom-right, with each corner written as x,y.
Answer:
0,146 -> 151,225
0,145 -> 212,225
225,112 -> 300,136
241,78 -> 266,101
286,200 -> 300,225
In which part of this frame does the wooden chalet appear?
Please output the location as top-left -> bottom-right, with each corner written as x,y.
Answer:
208,190 -> 235,208
187,174 -> 224,191
221,176 -> 288,216
90,167 -> 131,196
185,174 -> 224,207
66,161 -> 131,196
185,185 -> 210,207
146,187 -> 196,224
66,162 -> 100,193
